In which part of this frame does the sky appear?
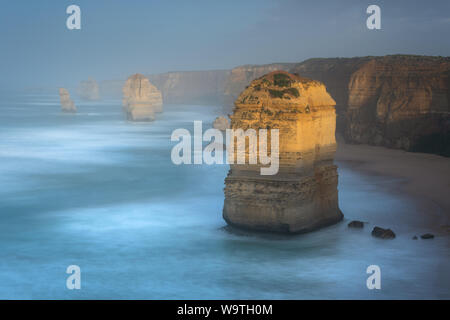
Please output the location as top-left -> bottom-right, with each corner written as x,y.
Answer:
0,0 -> 449,89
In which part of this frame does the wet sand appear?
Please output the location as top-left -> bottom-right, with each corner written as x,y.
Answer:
335,139 -> 450,232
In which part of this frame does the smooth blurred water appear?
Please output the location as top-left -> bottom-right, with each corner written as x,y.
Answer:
0,94 -> 448,299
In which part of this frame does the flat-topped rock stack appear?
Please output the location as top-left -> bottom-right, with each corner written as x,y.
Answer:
122,74 -> 163,121
223,71 -> 343,233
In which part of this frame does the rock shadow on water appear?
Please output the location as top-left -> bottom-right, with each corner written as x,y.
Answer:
219,217 -> 345,242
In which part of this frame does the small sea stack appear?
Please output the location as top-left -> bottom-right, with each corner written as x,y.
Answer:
213,116 -> 230,131
58,88 -> 76,113
223,71 -> 343,233
77,77 -> 100,101
122,74 -> 163,121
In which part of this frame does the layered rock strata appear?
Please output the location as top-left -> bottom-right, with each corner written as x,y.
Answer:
122,74 -> 163,121
223,71 -> 343,233
345,56 -> 450,154
290,57 -> 371,132
291,55 -> 450,156
99,55 -> 449,156
58,88 -> 76,113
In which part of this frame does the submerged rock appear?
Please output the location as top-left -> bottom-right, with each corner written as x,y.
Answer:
421,233 -> 434,239
58,88 -> 76,113
77,77 -> 100,101
213,116 -> 230,130
223,71 -> 343,234
348,220 -> 364,228
371,227 -> 396,239
122,74 -> 163,121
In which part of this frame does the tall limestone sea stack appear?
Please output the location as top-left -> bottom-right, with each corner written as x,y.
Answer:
122,74 -> 163,121
223,71 -> 342,233
58,88 -> 76,113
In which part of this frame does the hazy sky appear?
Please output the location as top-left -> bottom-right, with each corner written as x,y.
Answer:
1,0 -> 449,89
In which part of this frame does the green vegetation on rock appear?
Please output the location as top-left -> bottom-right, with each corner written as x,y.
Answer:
268,89 -> 284,98
268,87 -> 299,98
273,73 -> 292,87
284,87 -> 299,97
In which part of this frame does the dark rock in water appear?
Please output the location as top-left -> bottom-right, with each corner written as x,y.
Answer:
348,220 -> 364,228
412,236 -> 418,240
421,233 -> 434,239
371,227 -> 396,239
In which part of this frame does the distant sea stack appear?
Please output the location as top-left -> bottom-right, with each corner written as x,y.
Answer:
122,74 -> 163,121
77,78 -> 100,101
213,116 -> 230,131
58,88 -> 76,113
223,71 -> 343,233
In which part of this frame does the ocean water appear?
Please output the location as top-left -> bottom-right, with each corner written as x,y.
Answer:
0,93 -> 448,299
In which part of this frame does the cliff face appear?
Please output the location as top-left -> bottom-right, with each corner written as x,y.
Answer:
148,70 -> 230,105
100,70 -> 229,104
98,55 -> 449,155
290,58 -> 371,132
291,56 -> 450,156
58,88 -> 76,113
223,63 -> 295,108
122,74 -> 163,121
345,56 -> 450,154
99,80 -> 124,98
77,78 -> 100,101
223,71 -> 343,233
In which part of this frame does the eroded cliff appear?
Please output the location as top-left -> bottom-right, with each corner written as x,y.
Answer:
99,55 -> 449,155
345,56 -> 450,154
291,55 -> 450,156
290,57 -> 371,132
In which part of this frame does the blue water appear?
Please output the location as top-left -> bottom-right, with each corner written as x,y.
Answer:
0,94 -> 448,299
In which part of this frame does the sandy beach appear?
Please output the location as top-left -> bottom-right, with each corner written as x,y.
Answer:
336,137 -> 450,231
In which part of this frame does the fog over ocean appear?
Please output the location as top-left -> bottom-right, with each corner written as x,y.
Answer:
0,94 -> 448,299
